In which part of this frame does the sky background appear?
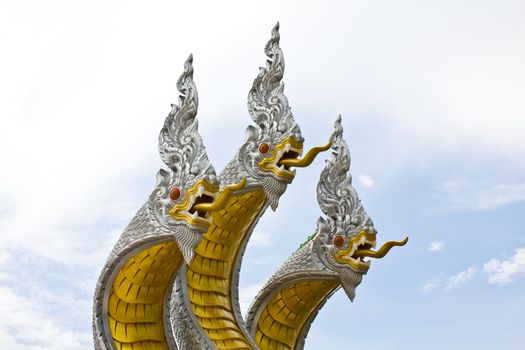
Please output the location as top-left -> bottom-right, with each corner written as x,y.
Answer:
1,0 -> 524,349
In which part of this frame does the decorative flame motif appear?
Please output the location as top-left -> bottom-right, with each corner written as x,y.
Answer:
247,22 -> 301,141
158,54 -> 216,183
149,54 -> 218,232
235,22 -> 331,211
315,117 -> 407,277
316,115 -> 369,224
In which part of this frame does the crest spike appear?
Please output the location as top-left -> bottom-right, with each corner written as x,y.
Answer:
265,22 -> 280,56
317,116 -> 372,230
247,23 -> 299,139
331,115 -> 344,143
158,55 -> 214,180
177,54 -> 194,93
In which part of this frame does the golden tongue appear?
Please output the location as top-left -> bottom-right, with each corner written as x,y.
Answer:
353,237 -> 408,259
192,178 -> 247,212
278,140 -> 332,168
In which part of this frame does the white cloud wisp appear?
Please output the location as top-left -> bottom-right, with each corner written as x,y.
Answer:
427,241 -> 446,252
483,246 -> 525,285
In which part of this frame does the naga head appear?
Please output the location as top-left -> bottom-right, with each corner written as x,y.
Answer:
238,22 -> 331,210
149,55 -> 231,263
311,116 -> 408,300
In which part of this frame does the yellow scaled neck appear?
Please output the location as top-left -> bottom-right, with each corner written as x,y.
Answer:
254,279 -> 339,350
186,189 -> 266,349
108,242 -> 182,350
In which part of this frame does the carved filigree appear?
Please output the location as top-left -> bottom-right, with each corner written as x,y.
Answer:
150,54 -> 218,231
236,22 -> 304,210
247,22 -> 301,143
313,116 -> 374,300
316,115 -> 374,232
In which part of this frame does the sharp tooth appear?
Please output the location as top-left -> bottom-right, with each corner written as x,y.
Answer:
278,165 -> 284,171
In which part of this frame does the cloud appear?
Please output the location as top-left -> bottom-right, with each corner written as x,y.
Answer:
420,265 -> 478,293
483,246 -> 525,285
357,175 -> 375,189
439,181 -> 525,212
427,241 -> 446,252
0,285 -> 89,350
0,245 -> 96,349
249,231 -> 274,248
419,274 -> 445,294
422,244 -> 525,293
239,283 -> 264,316
445,265 -> 478,290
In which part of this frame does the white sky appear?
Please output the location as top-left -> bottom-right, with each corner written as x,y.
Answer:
1,1 -> 524,349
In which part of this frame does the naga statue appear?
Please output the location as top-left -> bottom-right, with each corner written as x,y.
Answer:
92,54 -> 245,350
93,23 -> 407,350
245,117 -> 408,350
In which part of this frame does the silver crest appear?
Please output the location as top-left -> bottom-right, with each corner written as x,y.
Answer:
151,54 -> 218,230
235,22 -> 304,210
149,54 -> 219,263
312,115 -> 372,300
316,115 -> 374,230
247,22 -> 302,143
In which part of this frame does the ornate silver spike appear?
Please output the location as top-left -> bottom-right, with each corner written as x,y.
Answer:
247,22 -> 300,141
157,54 -> 215,180
317,116 -> 374,233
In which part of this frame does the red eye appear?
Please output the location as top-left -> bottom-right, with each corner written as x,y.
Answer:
259,143 -> 270,154
333,235 -> 345,247
169,187 -> 182,201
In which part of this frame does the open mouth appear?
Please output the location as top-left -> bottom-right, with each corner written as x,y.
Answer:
335,231 -> 408,272
277,148 -> 301,172
258,137 -> 332,180
171,177 -> 247,227
263,141 -> 303,179
170,183 -> 219,226
336,232 -> 377,272
185,190 -> 216,221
